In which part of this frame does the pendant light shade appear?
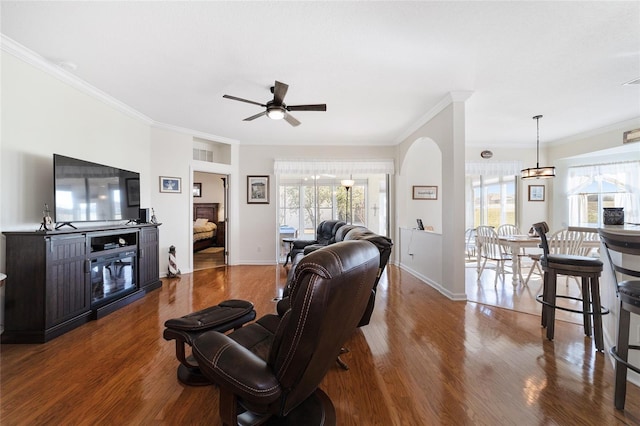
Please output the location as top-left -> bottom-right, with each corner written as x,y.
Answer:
521,115 -> 555,180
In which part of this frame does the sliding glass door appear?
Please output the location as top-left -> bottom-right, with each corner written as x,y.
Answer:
277,173 -> 388,261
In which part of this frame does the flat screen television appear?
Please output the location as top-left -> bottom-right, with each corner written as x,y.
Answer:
53,154 -> 140,227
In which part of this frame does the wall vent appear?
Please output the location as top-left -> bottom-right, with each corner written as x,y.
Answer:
193,148 -> 214,162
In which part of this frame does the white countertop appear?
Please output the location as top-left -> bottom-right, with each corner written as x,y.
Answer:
568,224 -> 640,234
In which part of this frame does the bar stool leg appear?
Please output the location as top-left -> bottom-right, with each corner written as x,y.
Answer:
615,306 -> 631,410
546,269 -> 558,341
581,277 -> 592,337
541,269 -> 550,328
590,276 -> 604,352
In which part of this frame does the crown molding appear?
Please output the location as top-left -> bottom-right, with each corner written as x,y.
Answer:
2,34 -> 239,146
393,90 -> 474,145
151,122 -> 239,146
2,34 -> 154,124
547,117 -> 640,147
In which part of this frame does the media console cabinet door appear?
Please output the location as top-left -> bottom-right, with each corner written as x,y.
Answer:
46,235 -> 90,327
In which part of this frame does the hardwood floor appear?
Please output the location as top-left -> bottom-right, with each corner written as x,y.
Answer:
1,263 -> 639,425
193,249 -> 225,270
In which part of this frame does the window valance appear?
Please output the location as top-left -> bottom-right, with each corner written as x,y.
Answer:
274,159 -> 395,175
465,161 -> 523,176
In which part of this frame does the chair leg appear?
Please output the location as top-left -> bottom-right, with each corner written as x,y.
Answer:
614,306 -> 631,410
590,276 -> 604,352
546,270 -> 558,341
581,277 -> 592,338
541,270 -> 550,328
525,259 -> 543,286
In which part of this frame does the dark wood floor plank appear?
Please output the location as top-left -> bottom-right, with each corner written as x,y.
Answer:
1,264 -> 639,425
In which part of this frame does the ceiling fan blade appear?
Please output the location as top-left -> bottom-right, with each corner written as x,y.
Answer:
283,112 -> 301,127
287,104 -> 327,112
272,81 -> 289,105
223,94 -> 266,108
243,111 -> 267,121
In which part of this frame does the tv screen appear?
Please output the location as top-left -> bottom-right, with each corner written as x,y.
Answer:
53,154 -> 140,224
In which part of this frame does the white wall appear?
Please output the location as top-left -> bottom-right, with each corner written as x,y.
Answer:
237,144 -> 396,265
1,52 -> 151,271
399,138 -> 442,232
194,172 -> 225,214
396,97 -> 467,299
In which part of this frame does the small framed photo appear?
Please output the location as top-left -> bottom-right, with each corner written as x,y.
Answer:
159,176 -> 181,193
528,185 -> 545,202
193,182 -> 202,198
412,185 -> 438,200
247,175 -> 269,204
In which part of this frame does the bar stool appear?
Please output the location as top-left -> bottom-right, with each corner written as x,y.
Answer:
532,222 -> 609,351
598,229 -> 640,410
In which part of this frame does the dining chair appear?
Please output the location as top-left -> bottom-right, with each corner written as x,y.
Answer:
524,229 -> 584,285
476,225 -> 512,286
497,224 -> 527,256
464,228 -> 476,260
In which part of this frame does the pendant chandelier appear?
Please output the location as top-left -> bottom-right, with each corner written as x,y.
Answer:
521,115 -> 555,179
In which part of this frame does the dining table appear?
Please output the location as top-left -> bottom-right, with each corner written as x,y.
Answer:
496,235 -> 542,286
486,232 -> 603,286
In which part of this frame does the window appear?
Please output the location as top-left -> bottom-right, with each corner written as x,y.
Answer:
468,175 -> 517,228
568,161 -> 639,226
278,176 -> 376,240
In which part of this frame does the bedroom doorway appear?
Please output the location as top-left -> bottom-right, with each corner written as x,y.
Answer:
193,171 -> 227,270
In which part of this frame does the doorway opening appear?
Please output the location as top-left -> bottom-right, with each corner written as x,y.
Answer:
193,171 -> 227,270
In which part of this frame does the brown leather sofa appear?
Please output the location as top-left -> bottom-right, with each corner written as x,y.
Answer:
279,224 -> 392,327
192,240 -> 380,424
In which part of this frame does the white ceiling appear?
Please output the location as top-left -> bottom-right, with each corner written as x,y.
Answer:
2,1 -> 639,147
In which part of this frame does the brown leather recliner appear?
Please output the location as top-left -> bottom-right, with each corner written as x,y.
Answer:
278,226 -> 393,328
287,220 -> 346,261
192,240 -> 380,425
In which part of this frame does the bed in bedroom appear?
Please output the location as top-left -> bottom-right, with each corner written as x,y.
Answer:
193,202 -> 219,252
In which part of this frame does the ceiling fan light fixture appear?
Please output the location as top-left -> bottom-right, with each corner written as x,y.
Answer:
266,107 -> 285,120
521,115 -> 555,180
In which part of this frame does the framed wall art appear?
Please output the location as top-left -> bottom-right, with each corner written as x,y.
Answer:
193,182 -> 202,198
159,176 -> 181,193
528,185 -> 545,202
412,185 -> 438,200
247,175 -> 269,204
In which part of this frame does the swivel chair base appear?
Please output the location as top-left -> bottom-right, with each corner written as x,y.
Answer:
233,388 -> 336,426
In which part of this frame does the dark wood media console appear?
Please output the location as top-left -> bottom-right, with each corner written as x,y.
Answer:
2,223 -> 162,343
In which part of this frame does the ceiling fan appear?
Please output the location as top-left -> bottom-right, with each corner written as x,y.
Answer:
223,81 -> 326,127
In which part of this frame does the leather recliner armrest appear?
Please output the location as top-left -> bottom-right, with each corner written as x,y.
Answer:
192,331 -> 282,406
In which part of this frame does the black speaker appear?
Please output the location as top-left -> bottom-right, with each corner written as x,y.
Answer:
138,208 -> 150,224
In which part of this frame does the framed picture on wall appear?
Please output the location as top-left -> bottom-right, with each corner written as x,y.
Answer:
412,185 -> 438,200
528,185 -> 545,202
247,175 -> 269,204
193,182 -> 202,197
159,176 -> 181,193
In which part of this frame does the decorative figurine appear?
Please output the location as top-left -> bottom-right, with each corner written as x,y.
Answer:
39,203 -> 53,231
151,208 -> 158,224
